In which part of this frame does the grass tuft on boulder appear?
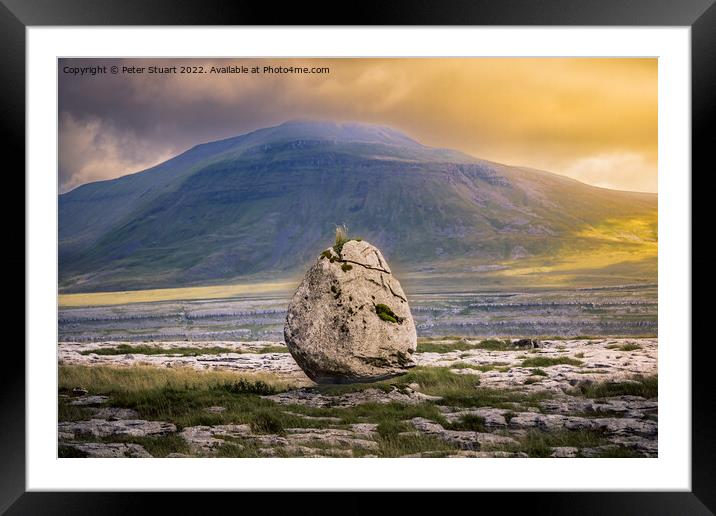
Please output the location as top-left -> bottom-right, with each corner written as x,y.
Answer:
333,224 -> 350,255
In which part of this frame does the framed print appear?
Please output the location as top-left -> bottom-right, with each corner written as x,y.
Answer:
4,0 -> 712,512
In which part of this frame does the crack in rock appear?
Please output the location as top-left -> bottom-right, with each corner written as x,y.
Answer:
387,283 -> 407,302
337,258 -> 391,274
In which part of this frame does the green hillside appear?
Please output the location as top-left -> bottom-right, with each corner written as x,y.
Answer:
59,120 -> 657,293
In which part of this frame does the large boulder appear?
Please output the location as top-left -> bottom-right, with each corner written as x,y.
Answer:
284,239 -> 417,383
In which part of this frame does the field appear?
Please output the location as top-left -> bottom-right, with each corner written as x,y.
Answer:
57,281 -> 657,458
58,336 -> 657,458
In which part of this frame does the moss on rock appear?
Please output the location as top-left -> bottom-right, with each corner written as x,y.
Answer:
375,303 -> 402,324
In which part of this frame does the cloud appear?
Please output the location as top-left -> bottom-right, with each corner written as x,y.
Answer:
58,112 -> 176,193
561,152 -> 658,193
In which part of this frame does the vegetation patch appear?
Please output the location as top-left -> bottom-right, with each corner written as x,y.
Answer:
333,225 -> 350,255
376,419 -> 412,438
417,339 -> 476,353
59,365 -> 297,395
451,362 -> 511,373
519,429 -> 609,457
296,366 -> 550,411
58,400 -> 94,422
313,381 -> 393,396
444,414 -> 487,432
417,338 -> 519,353
113,434 -> 190,457
373,417 -> 457,457
393,367 -> 552,409
592,446 -> 645,458
475,339 -> 516,351
57,362 -> 654,458
520,356 -> 583,368
606,343 -> 642,351
209,378 -> 277,396
341,263 -> 353,272
568,375 -> 657,399
59,433 -> 192,458
375,303 -> 402,324
80,343 -> 288,357
250,410 -> 285,435
376,432 -> 457,458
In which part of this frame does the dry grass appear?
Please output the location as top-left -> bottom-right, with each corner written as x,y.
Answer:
58,365 -> 299,394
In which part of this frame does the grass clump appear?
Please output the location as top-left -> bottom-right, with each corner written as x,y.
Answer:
530,368 -> 548,376
395,367 -> 479,399
568,375 -> 657,399
520,356 -> 583,368
333,224 -> 350,255
130,434 -> 190,457
417,339 -> 476,353
341,263 -> 353,272
606,343 -> 642,351
376,419 -> 412,438
58,400 -> 93,422
519,429 -> 609,457
592,446 -> 645,458
451,362 -> 511,373
254,345 -> 292,354
444,414 -> 487,432
210,378 -> 277,396
475,339 -> 515,351
373,416 -> 458,457
250,410 -> 285,435
377,433 -> 457,458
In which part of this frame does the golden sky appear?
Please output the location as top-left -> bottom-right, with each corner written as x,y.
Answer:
59,58 -> 657,193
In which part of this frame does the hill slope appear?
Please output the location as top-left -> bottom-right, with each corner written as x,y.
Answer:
59,120 -> 657,293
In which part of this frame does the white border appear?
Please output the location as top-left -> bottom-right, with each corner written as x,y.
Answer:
27,27 -> 691,491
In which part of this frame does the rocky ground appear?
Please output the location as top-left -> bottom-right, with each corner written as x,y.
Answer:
58,337 -> 657,458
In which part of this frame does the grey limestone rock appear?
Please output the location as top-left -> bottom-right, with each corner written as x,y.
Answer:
284,240 -> 417,383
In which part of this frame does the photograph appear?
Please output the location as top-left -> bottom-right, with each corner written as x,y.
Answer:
56,57 -> 658,459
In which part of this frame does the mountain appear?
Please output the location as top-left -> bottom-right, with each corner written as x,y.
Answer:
59,120 -> 657,293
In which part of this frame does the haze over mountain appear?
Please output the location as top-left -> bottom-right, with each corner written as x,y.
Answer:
59,120 -> 657,293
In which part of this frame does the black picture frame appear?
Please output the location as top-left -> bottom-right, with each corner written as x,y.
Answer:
4,0 -> 711,513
